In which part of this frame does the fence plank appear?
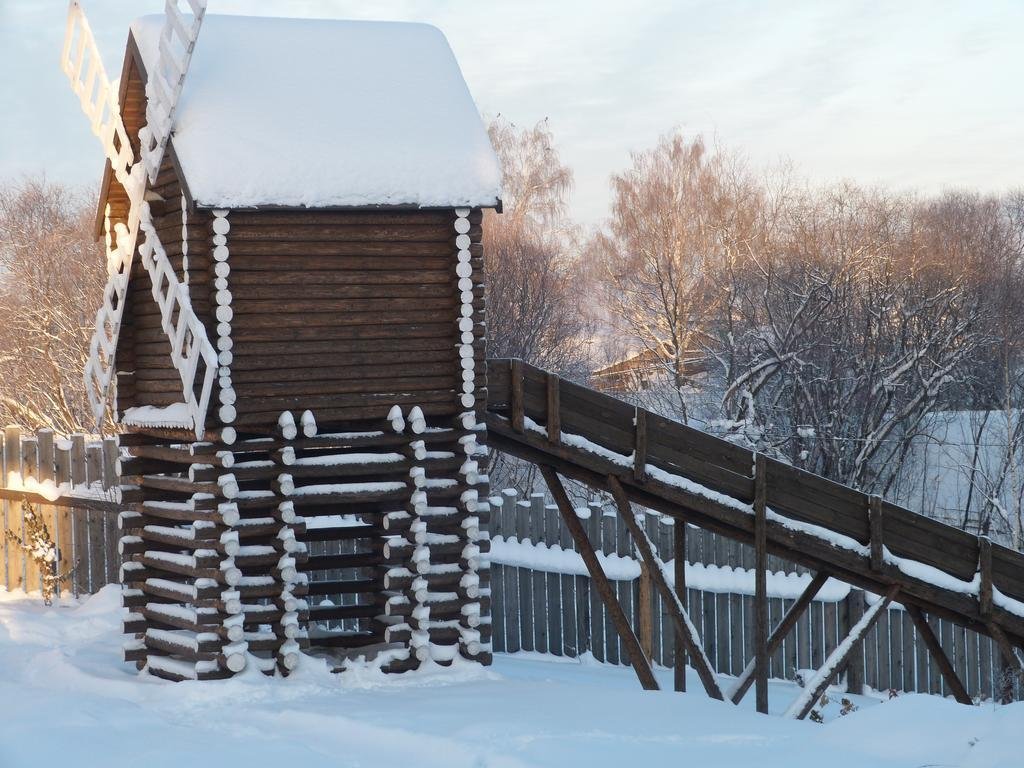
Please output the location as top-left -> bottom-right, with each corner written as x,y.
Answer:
586,504 -> 603,661
502,492 -> 521,653
515,499 -> 534,652
545,503 -> 563,657
102,438 -> 120,585
601,511 -> 619,664
3,427 -> 22,592
529,493 -> 548,655
85,444 -> 106,592
560,505 -> 578,657
70,435 -> 89,596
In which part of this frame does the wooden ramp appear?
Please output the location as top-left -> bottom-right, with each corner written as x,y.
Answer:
485,358 -> 1024,716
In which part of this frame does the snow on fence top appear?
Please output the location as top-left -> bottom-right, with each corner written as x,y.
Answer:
130,15 -> 502,210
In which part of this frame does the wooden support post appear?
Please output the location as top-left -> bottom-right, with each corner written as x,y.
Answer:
510,359 -> 524,434
4,426 -> 24,591
753,453 -> 769,714
843,589 -> 866,694
987,622 -> 1023,704
979,536 -> 993,619
785,584 -> 899,720
633,409 -> 647,483
540,466 -> 659,691
638,560 -> 653,661
729,571 -> 830,704
36,430 -> 56,597
904,604 -> 972,705
673,521 -> 686,692
868,495 -> 884,572
545,372 -> 560,445
606,474 -> 724,700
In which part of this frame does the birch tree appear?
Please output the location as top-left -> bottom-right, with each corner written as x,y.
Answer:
0,178 -> 105,433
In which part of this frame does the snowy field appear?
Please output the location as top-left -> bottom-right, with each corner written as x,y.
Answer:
0,587 -> 1019,768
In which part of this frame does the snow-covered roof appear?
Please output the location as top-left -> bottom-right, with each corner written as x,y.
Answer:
129,15 -> 502,210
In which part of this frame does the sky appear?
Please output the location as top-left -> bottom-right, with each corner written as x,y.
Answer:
0,0 -> 1021,227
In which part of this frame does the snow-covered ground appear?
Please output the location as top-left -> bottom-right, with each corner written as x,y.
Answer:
0,587 -> 1019,767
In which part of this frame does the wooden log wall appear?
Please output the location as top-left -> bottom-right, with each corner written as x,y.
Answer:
114,150 -> 214,415
486,490 -> 1023,701
210,208 -> 485,431
117,205 -> 493,676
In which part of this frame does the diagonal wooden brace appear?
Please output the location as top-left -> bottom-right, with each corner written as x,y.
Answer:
904,605 -> 973,705
987,621 -> 1024,703
785,584 -> 900,720
540,467 -> 659,691
607,475 -> 724,700
727,571 -> 831,704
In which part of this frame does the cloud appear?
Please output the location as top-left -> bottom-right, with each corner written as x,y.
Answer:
4,0 -> 1021,226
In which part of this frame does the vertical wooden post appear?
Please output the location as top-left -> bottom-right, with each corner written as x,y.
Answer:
978,536 -> 993,619
545,372 -> 560,445
36,430 -> 56,597
673,520 -> 687,692
21,436 -> 39,592
633,409 -> 647,483
70,434 -> 88,595
102,437 -> 120,584
85,443 -> 106,590
54,442 -> 73,599
869,495 -> 884,572
753,453 -> 769,714
510,359 -> 524,433
639,559 -> 653,662
844,589 -> 866,694
541,467 -> 659,690
4,426 -> 23,592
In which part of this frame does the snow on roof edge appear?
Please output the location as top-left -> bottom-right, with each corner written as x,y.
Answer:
128,15 -> 503,210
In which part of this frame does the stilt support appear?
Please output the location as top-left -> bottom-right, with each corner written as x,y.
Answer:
785,584 -> 900,719
728,571 -> 830,704
905,605 -> 973,705
606,475 -> 723,700
540,467 -> 659,691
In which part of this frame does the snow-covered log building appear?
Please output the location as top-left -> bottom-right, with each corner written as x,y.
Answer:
68,6 -> 500,679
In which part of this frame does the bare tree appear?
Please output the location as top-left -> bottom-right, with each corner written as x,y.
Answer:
594,134 -> 770,423
0,177 -> 105,433
484,117 -> 592,378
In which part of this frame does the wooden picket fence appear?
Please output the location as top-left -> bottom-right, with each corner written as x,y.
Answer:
0,425 -> 121,598
486,489 -> 1022,701
0,421 -> 1018,701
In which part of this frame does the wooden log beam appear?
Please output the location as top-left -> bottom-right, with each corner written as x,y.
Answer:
540,467 -> 659,691
904,604 -> 973,705
785,585 -> 900,720
606,475 -> 723,699
728,571 -> 831,704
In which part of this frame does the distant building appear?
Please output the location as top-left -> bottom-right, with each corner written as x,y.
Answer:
591,344 -> 710,393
